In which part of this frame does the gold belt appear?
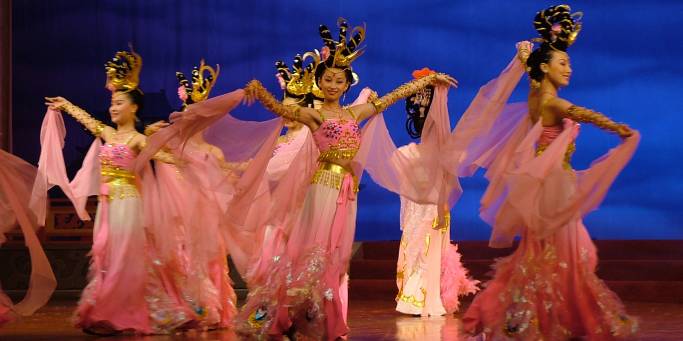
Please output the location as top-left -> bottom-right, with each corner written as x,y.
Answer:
101,166 -> 136,180
101,176 -> 139,201
318,149 -> 358,162
310,162 -> 358,192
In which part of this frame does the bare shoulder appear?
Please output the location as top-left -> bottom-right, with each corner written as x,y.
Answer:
542,96 -> 574,116
100,126 -> 116,140
130,132 -> 147,150
349,103 -> 376,122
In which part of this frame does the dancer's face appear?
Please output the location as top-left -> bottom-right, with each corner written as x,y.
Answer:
109,91 -> 137,125
319,68 -> 349,101
541,51 -> 572,88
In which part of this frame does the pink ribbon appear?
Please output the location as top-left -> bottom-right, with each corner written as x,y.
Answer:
90,183 -> 111,289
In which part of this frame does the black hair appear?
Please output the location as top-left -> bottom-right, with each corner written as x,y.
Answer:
526,43 -> 556,82
115,88 -> 144,115
405,85 -> 434,138
114,88 -> 145,131
527,5 -> 579,82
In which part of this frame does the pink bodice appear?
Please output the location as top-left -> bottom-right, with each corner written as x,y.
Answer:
312,119 -> 361,161
536,119 -> 579,168
538,125 -> 563,146
538,119 -> 580,146
99,143 -> 137,172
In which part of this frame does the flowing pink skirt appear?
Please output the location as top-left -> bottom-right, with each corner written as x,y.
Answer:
236,170 -> 357,340
463,169 -> 637,340
74,186 -> 195,334
153,163 -> 237,330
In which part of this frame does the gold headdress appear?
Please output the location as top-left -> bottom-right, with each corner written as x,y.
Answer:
105,48 -> 142,92
176,59 -> 220,107
533,4 -> 582,51
275,51 -> 323,107
317,18 -> 366,85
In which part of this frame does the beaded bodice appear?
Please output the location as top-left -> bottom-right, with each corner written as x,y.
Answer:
100,143 -> 136,171
313,118 -> 361,162
99,143 -> 137,182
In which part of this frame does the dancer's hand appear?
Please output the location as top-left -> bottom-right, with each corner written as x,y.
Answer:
242,89 -> 256,106
516,41 -> 533,64
44,96 -> 70,111
617,124 -> 633,139
144,120 -> 169,136
435,73 -> 458,88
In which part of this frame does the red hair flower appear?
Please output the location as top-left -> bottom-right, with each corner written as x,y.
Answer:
412,67 -> 436,79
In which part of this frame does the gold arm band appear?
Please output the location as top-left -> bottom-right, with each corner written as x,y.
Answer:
566,105 -> 626,136
245,79 -> 299,121
374,73 -> 440,114
61,102 -> 106,137
144,124 -> 159,136
152,150 -> 177,164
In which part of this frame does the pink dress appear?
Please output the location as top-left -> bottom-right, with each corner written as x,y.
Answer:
236,117 -> 361,340
137,87 -> 457,339
74,141 -> 196,334
461,116 -> 640,340
152,145 -> 238,330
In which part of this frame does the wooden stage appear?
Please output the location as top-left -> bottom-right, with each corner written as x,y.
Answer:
0,299 -> 682,340
1,239 -> 682,339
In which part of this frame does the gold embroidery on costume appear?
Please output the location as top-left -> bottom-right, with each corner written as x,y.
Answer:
373,73 -> 442,114
244,79 -> 300,121
566,105 -> 627,136
536,142 -> 576,170
310,162 -> 358,191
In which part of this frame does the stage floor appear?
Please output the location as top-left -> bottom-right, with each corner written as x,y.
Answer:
1,300 -> 682,340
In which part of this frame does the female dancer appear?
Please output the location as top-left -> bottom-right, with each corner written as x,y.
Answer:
395,69 -> 479,317
148,60 -> 238,330
41,50 -> 197,335
0,150 -> 56,326
461,5 -> 639,340
235,20 -> 457,340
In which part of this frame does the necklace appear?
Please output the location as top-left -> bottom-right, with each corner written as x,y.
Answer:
321,103 -> 348,119
112,129 -> 136,143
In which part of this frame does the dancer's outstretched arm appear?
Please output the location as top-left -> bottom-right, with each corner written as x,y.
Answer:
244,80 -> 322,130
45,96 -> 114,139
350,73 -> 458,122
544,98 -> 633,138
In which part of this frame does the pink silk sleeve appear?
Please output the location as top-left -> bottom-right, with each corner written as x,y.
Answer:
30,109 -> 97,224
357,85 -> 456,208
0,150 -> 56,316
442,52 -> 641,248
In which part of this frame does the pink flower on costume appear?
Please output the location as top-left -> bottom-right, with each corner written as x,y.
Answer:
105,82 -> 116,92
321,46 -> 331,61
276,73 -> 286,90
550,23 -> 562,41
178,86 -> 188,102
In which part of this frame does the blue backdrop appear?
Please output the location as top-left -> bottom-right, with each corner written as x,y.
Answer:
12,0 -> 683,241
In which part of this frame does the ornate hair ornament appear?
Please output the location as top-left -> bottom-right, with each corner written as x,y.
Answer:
532,4 -> 582,52
176,59 -> 220,107
275,51 -> 323,107
317,18 -> 366,85
405,68 -> 436,138
105,47 -> 143,93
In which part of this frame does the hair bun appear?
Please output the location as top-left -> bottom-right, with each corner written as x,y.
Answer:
533,4 -> 582,51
